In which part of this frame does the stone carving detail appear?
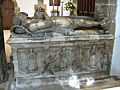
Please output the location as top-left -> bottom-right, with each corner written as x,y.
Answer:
18,49 -> 29,74
59,47 -> 71,70
40,46 -> 75,75
80,44 -> 109,72
17,44 -> 110,75
102,53 -> 109,71
42,54 -> 57,75
18,48 -> 38,74
27,49 -> 38,72
89,46 -> 97,69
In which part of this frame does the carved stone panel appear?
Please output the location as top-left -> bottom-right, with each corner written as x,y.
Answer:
7,34 -> 114,90
16,42 -> 110,77
17,46 -> 80,76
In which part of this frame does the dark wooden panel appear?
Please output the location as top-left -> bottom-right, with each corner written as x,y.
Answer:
2,0 -> 14,30
77,0 -> 95,16
49,0 -> 60,6
0,1 -> 7,83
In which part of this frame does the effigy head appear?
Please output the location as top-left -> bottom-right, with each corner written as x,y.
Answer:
37,7 -> 44,12
34,7 -> 45,20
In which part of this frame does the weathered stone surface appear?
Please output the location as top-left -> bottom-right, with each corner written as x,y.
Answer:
7,34 -> 114,90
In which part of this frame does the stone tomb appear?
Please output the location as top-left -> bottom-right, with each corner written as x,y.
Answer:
7,34 -> 114,90
7,7 -> 114,89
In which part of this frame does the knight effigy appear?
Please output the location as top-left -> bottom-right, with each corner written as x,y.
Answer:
7,6 -> 114,90
11,7 -> 108,38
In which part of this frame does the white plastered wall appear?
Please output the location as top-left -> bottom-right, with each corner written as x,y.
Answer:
16,0 -> 38,17
110,0 -> 120,76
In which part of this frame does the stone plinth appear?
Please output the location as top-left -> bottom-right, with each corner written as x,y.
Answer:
7,34 -> 114,90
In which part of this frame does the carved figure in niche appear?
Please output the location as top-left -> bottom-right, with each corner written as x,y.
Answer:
42,54 -> 57,75
27,49 -> 38,72
59,47 -> 70,70
89,46 -> 97,70
18,52 -> 29,73
102,53 -> 108,71
89,46 -> 103,71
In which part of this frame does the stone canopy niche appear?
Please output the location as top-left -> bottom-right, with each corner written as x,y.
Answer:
7,0 -> 116,90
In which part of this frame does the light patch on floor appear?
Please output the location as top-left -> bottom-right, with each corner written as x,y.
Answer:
103,87 -> 120,90
3,30 -> 11,63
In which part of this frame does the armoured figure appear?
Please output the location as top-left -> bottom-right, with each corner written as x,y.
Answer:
10,7 -> 108,37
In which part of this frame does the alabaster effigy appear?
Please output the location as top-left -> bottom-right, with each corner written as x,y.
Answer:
7,7 -> 114,90
11,7 -> 109,37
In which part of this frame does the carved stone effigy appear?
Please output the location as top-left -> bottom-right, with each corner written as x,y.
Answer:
7,7 -> 114,90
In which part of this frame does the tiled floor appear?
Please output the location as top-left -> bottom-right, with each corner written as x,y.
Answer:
103,87 -> 120,90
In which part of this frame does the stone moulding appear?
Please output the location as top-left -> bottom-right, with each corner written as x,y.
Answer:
7,34 -> 114,44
